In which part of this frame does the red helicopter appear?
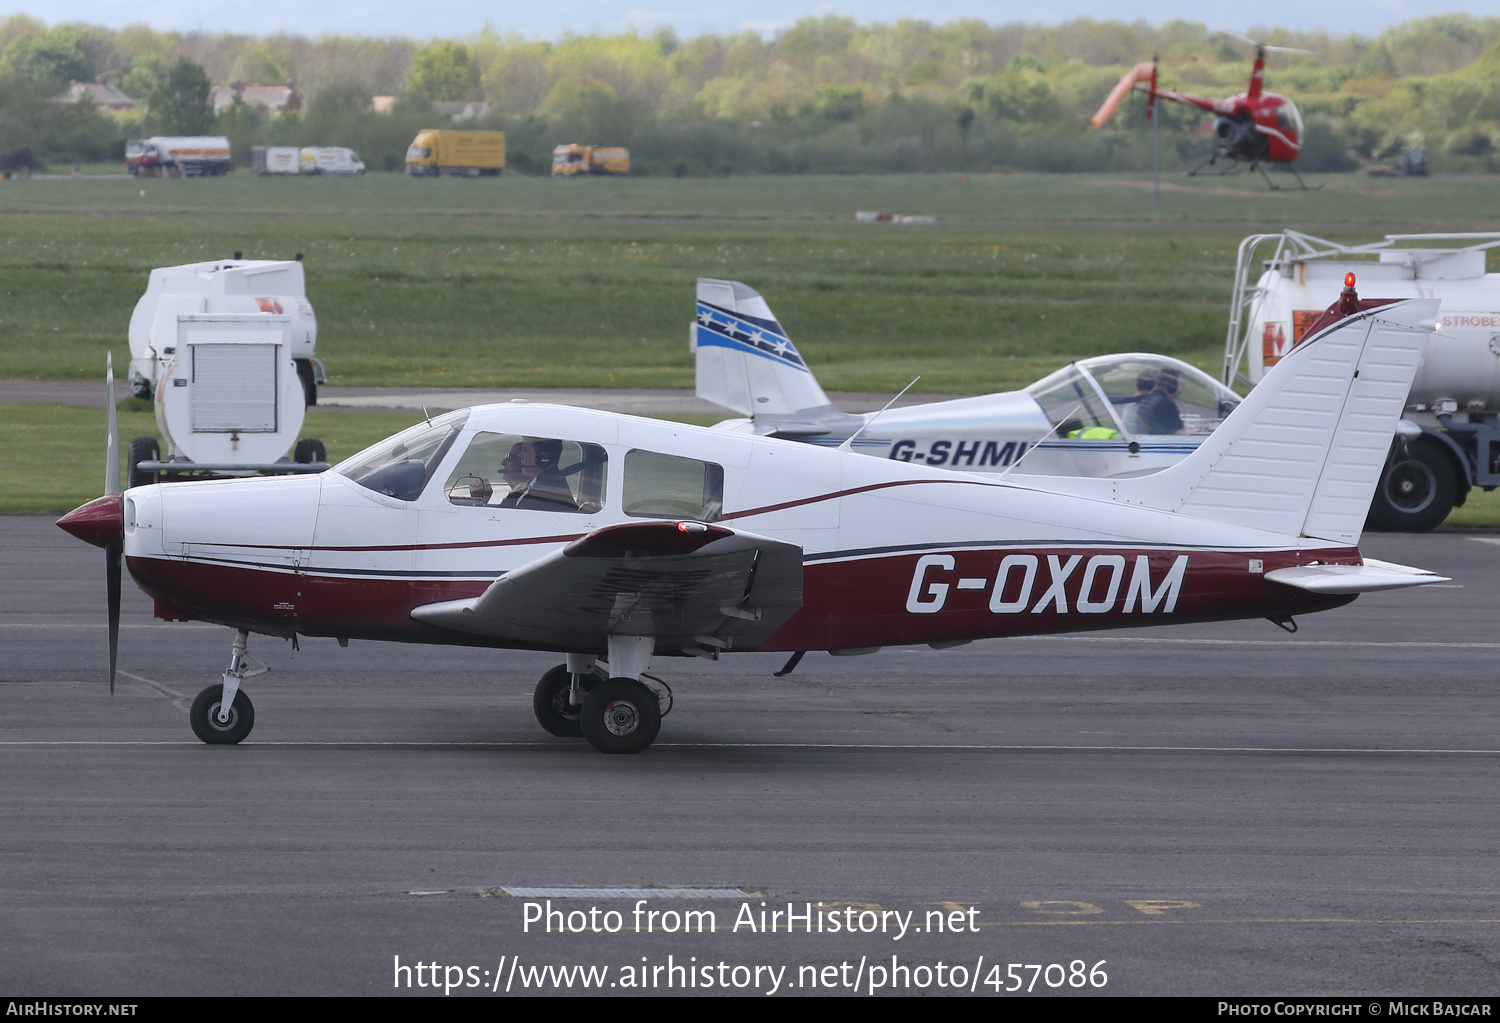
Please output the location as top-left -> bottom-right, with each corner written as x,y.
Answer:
1092,39 -> 1317,190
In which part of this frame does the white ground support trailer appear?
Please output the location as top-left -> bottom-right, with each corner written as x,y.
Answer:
124,259 -> 328,487
252,146 -> 300,174
128,257 -> 324,404
1223,230 -> 1500,530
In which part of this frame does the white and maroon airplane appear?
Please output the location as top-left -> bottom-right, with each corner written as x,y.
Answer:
59,282 -> 1448,754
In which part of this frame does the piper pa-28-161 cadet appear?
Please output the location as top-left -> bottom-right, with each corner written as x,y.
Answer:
59,278 -> 1448,754
693,278 -> 1243,479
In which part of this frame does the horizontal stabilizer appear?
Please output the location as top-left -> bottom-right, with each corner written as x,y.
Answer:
410,520 -> 803,655
1264,558 -> 1450,594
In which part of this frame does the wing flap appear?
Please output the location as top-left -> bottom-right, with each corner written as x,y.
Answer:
411,521 -> 803,654
1264,558 -> 1450,594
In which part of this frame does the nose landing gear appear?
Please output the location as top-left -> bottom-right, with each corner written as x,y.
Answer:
190,629 -> 266,745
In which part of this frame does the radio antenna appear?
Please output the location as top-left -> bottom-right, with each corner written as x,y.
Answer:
998,403 -> 1079,480
838,377 -> 919,453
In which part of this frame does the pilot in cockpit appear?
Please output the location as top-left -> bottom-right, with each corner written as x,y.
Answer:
499,438 -> 578,510
1136,367 -> 1187,435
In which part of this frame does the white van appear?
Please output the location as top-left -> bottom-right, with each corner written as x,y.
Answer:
298,147 -> 366,175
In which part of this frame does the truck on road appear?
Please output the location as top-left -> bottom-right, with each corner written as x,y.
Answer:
126,137 -> 232,177
405,130 -> 504,176
551,144 -> 629,176
1224,230 -> 1500,531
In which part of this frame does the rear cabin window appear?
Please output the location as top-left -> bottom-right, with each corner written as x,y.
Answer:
443,432 -> 607,514
622,450 -> 724,521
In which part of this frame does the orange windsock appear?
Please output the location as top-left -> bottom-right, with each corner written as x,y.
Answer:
1091,62 -> 1157,127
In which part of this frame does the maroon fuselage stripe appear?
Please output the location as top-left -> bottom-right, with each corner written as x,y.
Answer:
128,545 -> 1357,654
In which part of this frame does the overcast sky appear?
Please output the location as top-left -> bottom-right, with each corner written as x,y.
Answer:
0,0 -> 1487,41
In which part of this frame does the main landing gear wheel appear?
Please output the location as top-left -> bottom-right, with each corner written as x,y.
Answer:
189,684 -> 255,745
533,664 -> 595,737
580,678 -> 661,754
1369,438 -> 1456,533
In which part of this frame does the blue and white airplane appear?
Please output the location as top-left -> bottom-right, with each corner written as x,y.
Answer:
692,278 -> 1244,479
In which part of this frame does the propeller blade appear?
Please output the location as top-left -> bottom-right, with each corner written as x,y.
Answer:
105,353 -> 120,694
105,352 -> 120,496
107,547 -> 120,694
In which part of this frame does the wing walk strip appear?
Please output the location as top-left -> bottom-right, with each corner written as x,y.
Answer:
4,741 -> 1497,754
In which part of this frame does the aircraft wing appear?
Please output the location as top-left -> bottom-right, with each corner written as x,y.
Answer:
1264,558 -> 1451,594
410,521 -> 803,656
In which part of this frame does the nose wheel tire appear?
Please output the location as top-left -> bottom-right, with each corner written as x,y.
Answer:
189,684 -> 255,745
580,678 -> 662,754
533,664 -> 593,737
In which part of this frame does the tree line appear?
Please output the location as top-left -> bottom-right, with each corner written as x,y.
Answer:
3,13 -> 1500,175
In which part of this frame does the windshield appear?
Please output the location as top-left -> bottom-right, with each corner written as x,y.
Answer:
1277,102 -> 1303,137
1024,365 -> 1118,437
334,411 -> 470,501
1074,354 -> 1241,436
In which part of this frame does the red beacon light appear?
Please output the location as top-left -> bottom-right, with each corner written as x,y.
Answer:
1339,271 -> 1360,315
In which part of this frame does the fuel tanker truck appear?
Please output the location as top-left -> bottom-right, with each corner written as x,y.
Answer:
1224,230 -> 1500,531
124,257 -> 328,487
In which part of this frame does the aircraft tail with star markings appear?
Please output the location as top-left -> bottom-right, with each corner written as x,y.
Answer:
692,278 -> 836,420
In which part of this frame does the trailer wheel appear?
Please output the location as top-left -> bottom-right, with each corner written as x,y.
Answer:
293,439 -> 327,464
128,436 -> 160,488
1369,437 -> 1457,532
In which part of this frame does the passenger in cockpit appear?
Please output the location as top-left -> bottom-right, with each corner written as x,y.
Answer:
1136,367 -> 1187,435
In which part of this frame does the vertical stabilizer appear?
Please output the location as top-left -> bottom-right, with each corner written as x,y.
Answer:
693,279 -> 832,417
1118,298 -> 1437,544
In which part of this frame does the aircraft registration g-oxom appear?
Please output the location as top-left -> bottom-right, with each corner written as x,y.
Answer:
60,281 -> 1449,754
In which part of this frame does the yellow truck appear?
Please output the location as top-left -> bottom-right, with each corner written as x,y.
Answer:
551,144 -> 630,177
405,130 -> 505,177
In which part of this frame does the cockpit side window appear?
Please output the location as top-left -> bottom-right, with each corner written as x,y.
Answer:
442,432 -> 608,514
334,411 -> 469,502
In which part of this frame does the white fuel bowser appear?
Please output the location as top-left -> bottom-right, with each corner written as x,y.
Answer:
125,259 -> 328,486
127,257 -> 323,404
1223,230 -> 1500,530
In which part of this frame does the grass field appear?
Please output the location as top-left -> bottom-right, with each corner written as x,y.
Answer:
5,171 -> 1500,391
4,170 -> 1499,520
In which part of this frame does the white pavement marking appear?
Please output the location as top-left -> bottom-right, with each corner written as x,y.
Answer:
1,740 -> 1497,755
0,623 -> 216,629
117,669 -> 193,711
499,887 -> 750,898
